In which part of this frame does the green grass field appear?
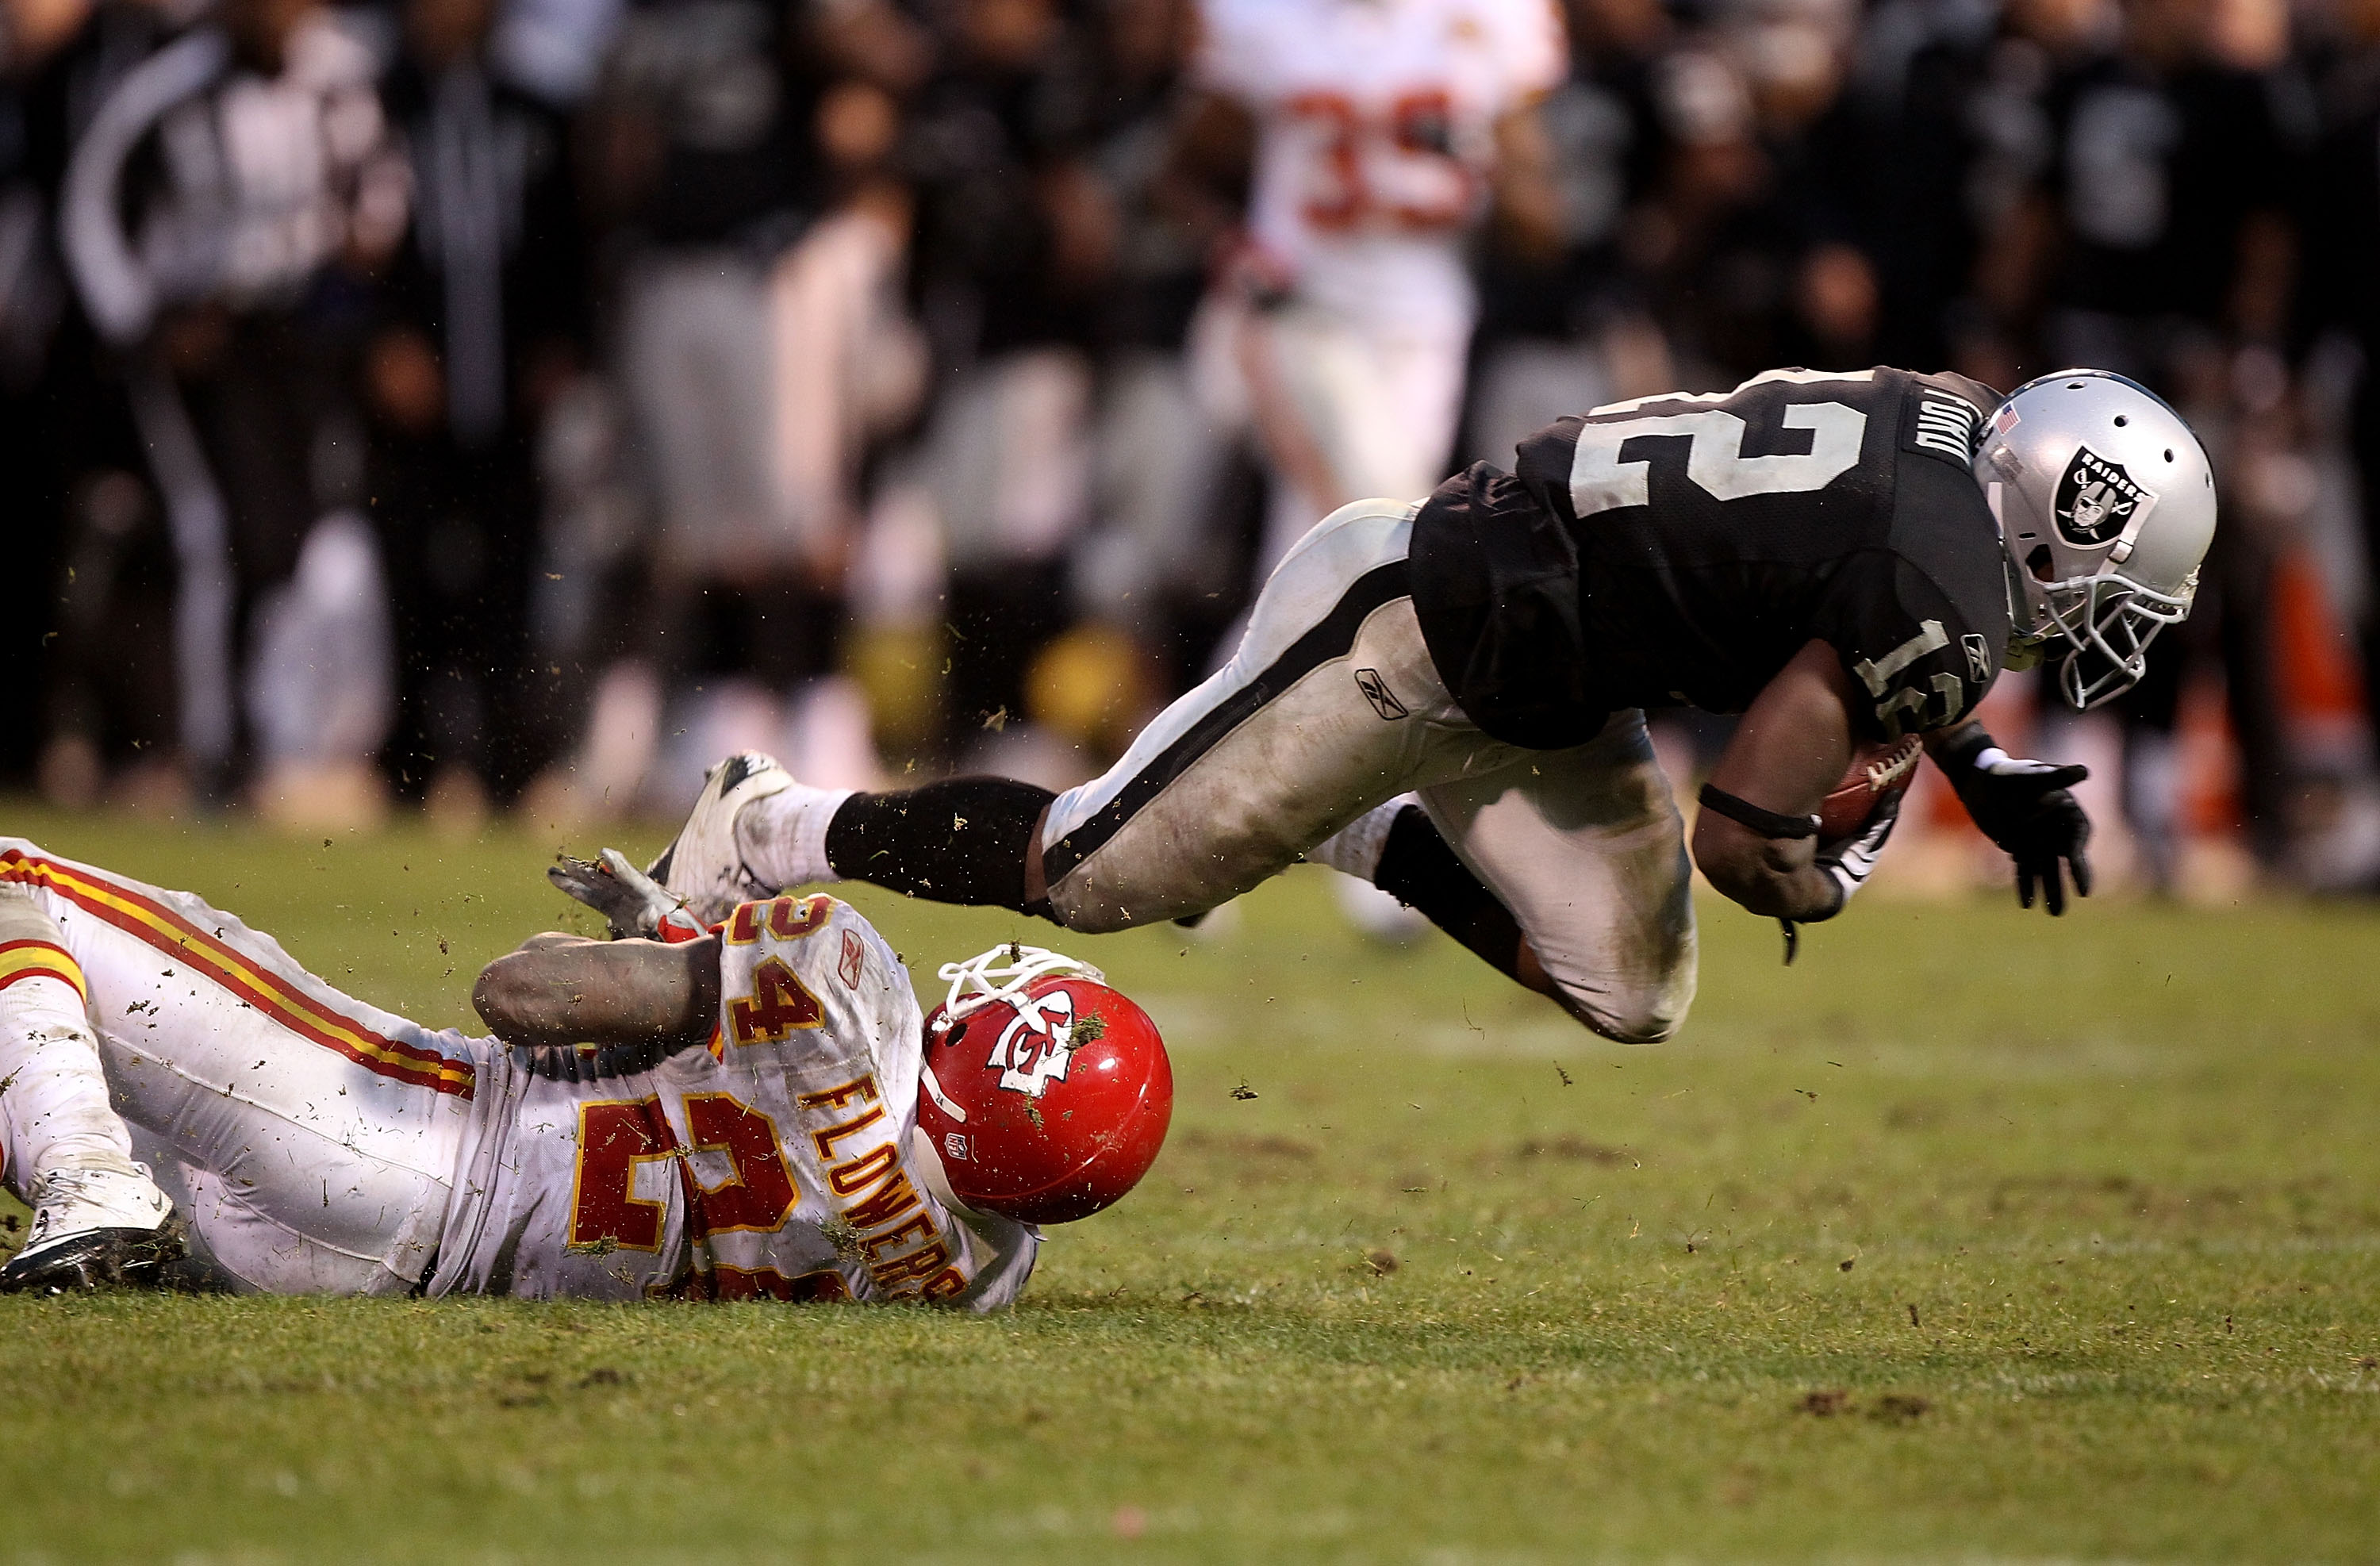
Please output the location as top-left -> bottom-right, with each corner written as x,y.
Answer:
3,804 -> 2378,1563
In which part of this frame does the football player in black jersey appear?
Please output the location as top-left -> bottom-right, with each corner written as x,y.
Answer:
595,367 -> 2215,1046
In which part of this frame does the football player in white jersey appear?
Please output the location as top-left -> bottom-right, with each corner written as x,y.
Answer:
1183,0 -> 1568,574
0,840 -> 1168,1299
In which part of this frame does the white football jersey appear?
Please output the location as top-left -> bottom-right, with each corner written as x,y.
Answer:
434,896 -> 1037,1307
1198,0 -> 1565,337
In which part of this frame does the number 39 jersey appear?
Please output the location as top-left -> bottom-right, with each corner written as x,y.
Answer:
432,896 -> 1038,1307
1407,367 -> 2013,746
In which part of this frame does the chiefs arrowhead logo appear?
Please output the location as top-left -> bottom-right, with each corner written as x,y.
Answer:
985,988 -> 1077,1098
2053,446 -> 2154,549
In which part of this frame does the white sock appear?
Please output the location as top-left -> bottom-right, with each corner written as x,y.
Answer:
735,783 -> 858,890
1306,795 -> 1419,883
0,973 -> 140,1200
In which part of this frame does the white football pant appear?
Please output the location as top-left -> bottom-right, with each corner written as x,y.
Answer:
0,889 -> 140,1184
0,842 -> 476,1293
1246,304 -> 1468,578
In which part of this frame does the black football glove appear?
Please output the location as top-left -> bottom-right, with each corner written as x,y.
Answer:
1934,726 -> 2093,915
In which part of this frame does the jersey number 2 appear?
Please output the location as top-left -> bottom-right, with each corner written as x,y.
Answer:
570,1092 -> 798,1250
1569,403 -> 1868,518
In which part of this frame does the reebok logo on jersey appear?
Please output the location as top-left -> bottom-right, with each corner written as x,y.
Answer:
838,929 -> 864,988
1906,395 -> 1982,464
2054,447 -> 2153,548
1963,633 -> 1992,683
1355,668 -> 1409,720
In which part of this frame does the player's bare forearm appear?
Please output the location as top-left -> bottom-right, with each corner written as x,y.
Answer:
1694,824 -> 1843,920
513,931 -> 595,954
472,935 -> 721,1051
1691,639 -> 1859,920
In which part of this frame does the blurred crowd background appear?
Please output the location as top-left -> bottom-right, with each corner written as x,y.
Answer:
6,0 -> 2379,898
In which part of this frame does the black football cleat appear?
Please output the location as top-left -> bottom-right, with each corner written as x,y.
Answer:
0,1219 -> 186,1295
0,1165 -> 185,1295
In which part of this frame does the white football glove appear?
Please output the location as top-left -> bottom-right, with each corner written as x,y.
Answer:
1777,791 -> 1902,965
547,850 -> 707,942
1814,789 -> 1902,912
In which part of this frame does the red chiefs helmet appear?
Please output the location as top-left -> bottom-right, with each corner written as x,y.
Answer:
916,944 -> 1173,1225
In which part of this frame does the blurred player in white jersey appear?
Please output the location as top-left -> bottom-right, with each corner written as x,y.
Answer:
0,840 -> 1168,1300
1177,0 -> 1566,938
1184,0 -> 1568,575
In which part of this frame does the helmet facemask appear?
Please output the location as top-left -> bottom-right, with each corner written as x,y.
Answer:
2021,566 -> 2197,708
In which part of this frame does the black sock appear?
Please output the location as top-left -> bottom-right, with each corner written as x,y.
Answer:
1373,806 -> 1526,981
823,777 -> 1056,912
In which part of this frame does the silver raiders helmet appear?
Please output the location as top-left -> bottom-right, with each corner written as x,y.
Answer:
1971,369 -> 2217,709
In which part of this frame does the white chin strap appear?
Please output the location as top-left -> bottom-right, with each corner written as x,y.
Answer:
934,943 -> 1105,1027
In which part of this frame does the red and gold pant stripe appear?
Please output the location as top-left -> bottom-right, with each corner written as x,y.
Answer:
0,938 -> 87,1000
0,849 -> 473,1098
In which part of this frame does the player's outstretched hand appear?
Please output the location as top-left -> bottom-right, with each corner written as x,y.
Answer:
548,850 -> 696,941
2006,777 -> 2092,915
1936,731 -> 2093,915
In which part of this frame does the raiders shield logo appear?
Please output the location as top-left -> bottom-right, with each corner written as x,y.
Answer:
2053,447 -> 2154,549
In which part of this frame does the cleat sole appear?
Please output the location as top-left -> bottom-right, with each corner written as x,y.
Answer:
0,1215 -> 188,1295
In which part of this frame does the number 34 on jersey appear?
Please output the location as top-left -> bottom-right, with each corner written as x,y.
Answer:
722,895 -> 842,1046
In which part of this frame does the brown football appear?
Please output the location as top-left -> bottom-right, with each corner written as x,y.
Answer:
1816,735 -> 1923,842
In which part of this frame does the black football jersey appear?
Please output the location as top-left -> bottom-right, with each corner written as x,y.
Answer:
1407,367 -> 2010,747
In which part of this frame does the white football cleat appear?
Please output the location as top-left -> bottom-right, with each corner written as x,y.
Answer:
647,751 -> 797,927
0,1164 -> 184,1294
